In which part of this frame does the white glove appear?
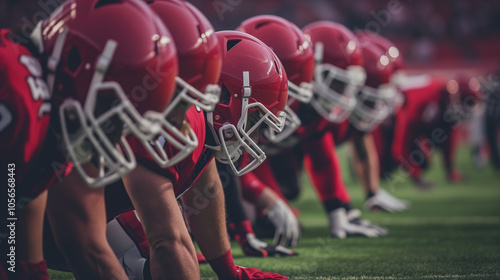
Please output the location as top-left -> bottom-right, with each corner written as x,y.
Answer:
329,208 -> 381,239
346,208 -> 388,236
266,199 -> 301,247
378,188 -> 410,209
240,233 -> 297,257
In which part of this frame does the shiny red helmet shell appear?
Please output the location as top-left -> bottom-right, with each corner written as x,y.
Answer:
237,15 -> 314,86
213,30 -> 288,131
302,21 -> 363,69
355,30 -> 404,71
446,74 -> 483,106
355,34 -> 394,88
40,0 -> 178,115
147,0 -> 221,91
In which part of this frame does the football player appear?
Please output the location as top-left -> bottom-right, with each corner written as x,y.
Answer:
483,67 -> 500,176
349,31 -> 410,211
104,2 -> 289,278
31,0 -> 180,279
380,74 -> 482,188
227,15 -> 314,249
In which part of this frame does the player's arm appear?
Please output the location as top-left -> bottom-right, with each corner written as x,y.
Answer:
243,170 -> 300,247
351,133 -> 379,195
47,163 -> 129,280
441,126 -> 461,182
122,164 -> 199,280
182,159 -> 288,279
182,159 -> 229,260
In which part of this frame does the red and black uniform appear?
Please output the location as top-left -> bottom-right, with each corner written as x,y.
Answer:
376,77 -> 458,179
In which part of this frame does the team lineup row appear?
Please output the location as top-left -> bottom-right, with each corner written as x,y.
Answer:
0,0 -> 482,279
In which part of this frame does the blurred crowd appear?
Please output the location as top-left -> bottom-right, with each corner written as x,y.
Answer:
192,0 -> 500,63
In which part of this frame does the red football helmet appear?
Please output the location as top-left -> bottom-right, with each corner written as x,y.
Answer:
207,31 -> 288,175
445,74 -> 482,118
302,21 -> 366,123
32,0 -> 178,187
238,15 -> 314,143
355,30 -> 405,111
144,0 -> 222,167
351,34 -> 396,131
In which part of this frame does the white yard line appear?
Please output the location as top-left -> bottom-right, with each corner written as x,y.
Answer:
289,273 -> 500,279
202,273 -> 500,280
301,216 -> 500,228
377,216 -> 500,226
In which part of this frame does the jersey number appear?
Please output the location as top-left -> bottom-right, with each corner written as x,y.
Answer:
19,55 -> 51,116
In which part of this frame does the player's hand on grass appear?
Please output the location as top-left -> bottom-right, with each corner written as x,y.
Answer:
329,208 -> 382,238
240,232 -> 297,257
347,209 -> 388,236
266,199 -> 300,247
229,266 -> 288,280
365,189 -> 409,213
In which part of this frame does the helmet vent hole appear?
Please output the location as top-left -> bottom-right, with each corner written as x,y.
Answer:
95,0 -> 122,9
220,84 -> 231,105
255,22 -> 271,29
67,46 -> 82,74
226,39 -> 241,51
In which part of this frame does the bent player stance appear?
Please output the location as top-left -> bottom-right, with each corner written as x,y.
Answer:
379,75 -> 482,188
106,26 -> 289,280
222,15 -> 316,249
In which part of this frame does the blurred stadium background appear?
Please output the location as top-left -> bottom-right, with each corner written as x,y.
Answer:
191,0 -> 500,76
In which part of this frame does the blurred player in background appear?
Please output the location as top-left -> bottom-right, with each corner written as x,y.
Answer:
483,67 -> 500,177
377,74 -> 482,188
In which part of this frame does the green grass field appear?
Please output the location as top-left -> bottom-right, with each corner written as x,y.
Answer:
49,146 -> 500,279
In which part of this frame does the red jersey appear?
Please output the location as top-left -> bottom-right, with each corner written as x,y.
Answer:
390,76 -> 457,177
0,29 -> 53,208
106,106 -> 213,219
